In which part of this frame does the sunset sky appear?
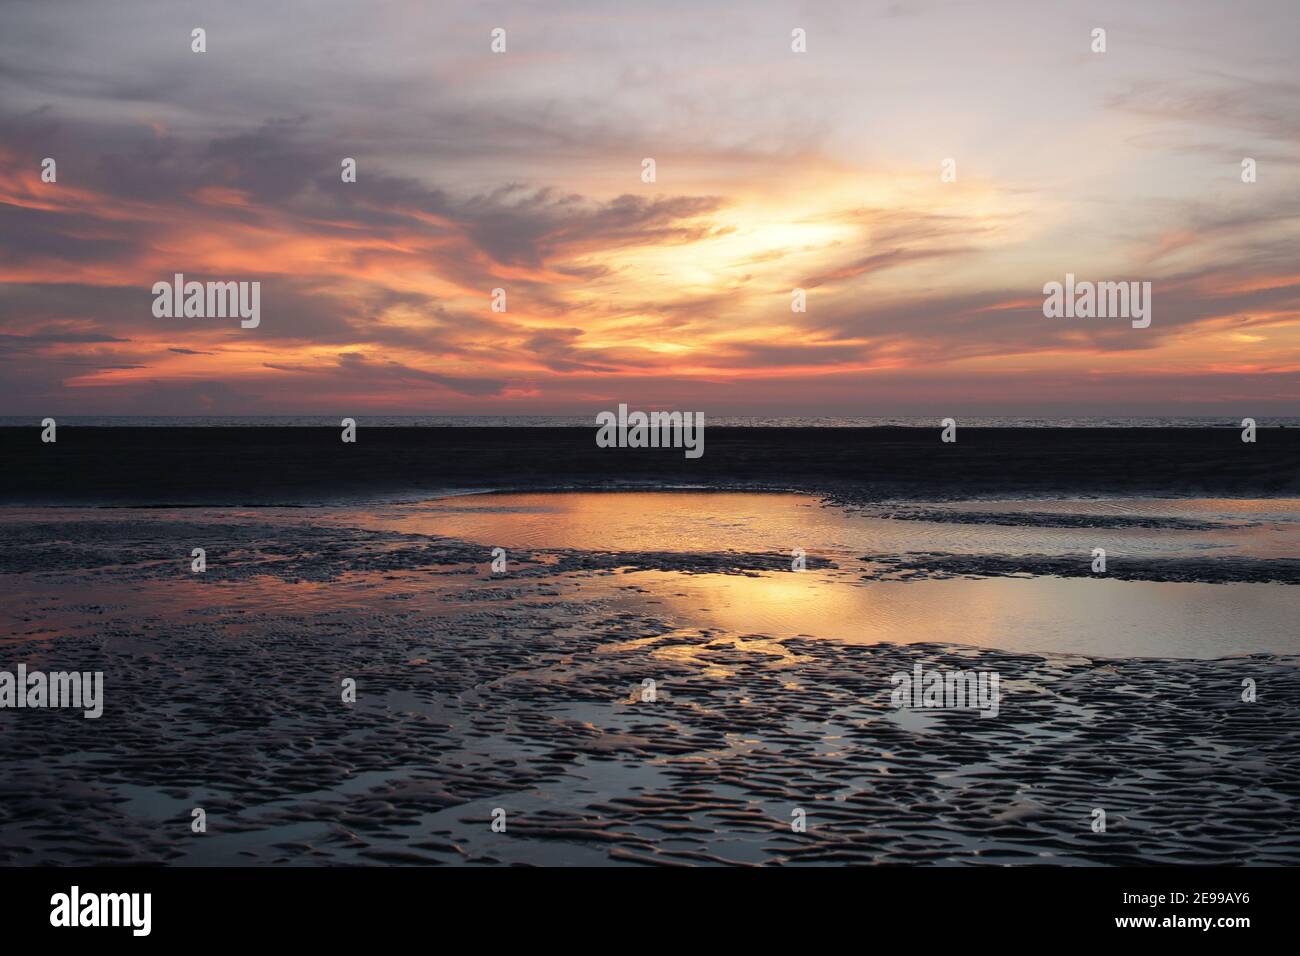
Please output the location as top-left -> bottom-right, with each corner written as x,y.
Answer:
2,0 -> 1298,416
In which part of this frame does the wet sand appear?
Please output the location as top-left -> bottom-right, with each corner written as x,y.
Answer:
2,503 -> 1298,866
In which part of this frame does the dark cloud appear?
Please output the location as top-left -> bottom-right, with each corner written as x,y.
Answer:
521,328 -> 620,373
262,352 -> 509,399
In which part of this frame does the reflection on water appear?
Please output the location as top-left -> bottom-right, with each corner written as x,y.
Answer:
600,570 -> 1298,659
360,490 -> 1300,560
327,490 -> 1299,658
3,491 -> 1297,660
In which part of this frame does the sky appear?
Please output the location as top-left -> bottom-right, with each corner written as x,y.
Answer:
1,0 -> 1298,417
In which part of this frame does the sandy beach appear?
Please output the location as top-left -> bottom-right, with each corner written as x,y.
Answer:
2,460 -> 1298,865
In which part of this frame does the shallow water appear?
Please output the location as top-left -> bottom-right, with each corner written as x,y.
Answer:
335,490 -> 1299,657
359,491 -> 1300,559
598,570 -> 1297,659
4,491 -> 1296,659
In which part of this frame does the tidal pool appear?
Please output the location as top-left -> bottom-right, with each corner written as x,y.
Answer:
331,490 -> 1299,658
358,490 -> 1300,560
3,490 -> 1295,659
